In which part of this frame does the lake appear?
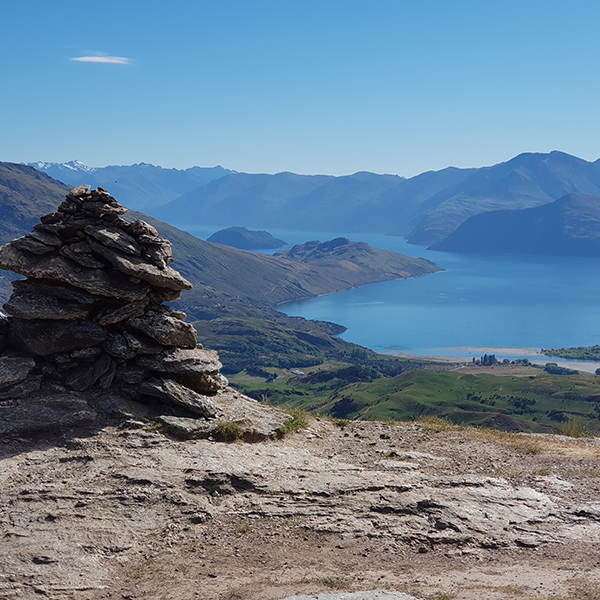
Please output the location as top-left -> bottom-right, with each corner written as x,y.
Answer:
178,224 -> 600,360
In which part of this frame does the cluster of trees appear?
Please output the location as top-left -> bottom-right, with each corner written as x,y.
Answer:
473,353 -> 497,365
542,345 -> 600,360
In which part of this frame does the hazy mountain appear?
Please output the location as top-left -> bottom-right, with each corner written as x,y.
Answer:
430,193 -> 600,257
27,161 -> 234,212
152,171 -> 404,231
207,227 -> 287,250
153,151 -> 600,246
405,152 -> 600,245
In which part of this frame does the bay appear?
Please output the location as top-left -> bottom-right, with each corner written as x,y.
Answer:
177,224 -> 600,359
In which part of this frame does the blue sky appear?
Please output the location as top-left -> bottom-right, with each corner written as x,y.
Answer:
2,1 -> 599,176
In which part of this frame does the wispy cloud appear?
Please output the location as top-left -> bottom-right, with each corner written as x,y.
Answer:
71,55 -> 133,65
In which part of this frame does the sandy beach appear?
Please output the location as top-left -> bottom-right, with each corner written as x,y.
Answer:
390,346 -> 600,375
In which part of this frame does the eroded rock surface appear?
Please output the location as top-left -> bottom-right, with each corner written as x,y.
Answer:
2,419 -> 600,600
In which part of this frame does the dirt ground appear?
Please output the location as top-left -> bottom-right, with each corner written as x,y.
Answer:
2,416 -> 600,600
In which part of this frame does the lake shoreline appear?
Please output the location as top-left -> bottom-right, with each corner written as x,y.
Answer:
387,347 -> 600,375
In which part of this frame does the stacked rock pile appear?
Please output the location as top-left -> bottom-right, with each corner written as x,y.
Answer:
0,185 -> 232,423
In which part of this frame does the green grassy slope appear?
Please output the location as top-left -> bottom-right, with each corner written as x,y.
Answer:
231,367 -> 600,433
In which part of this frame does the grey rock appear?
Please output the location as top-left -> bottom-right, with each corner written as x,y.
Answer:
137,347 -> 222,375
81,201 -> 127,217
123,331 -> 162,355
139,378 -> 217,417
156,415 -> 212,439
0,356 -> 36,389
0,311 -> 10,335
142,241 -> 173,269
84,225 -> 141,256
69,346 -> 103,361
12,279 -> 99,305
96,300 -> 148,326
29,229 -> 62,247
174,371 -> 229,394
12,234 -> 57,255
0,244 -> 149,301
4,291 -> 91,320
128,219 -> 158,237
68,184 -> 91,198
10,319 -> 107,356
115,364 -> 148,384
98,361 -> 117,389
0,374 -> 42,399
0,393 -> 96,435
39,211 -> 64,225
147,287 -> 182,303
65,354 -> 112,391
95,394 -> 149,419
104,333 -> 137,359
88,239 -> 192,291
127,312 -> 197,348
60,244 -> 107,268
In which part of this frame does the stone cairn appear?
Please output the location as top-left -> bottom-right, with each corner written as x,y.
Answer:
0,185 -> 289,439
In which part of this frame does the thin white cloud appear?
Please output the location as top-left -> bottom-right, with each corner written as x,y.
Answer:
71,56 -> 133,65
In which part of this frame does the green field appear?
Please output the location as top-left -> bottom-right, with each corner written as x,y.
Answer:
230,366 -> 600,434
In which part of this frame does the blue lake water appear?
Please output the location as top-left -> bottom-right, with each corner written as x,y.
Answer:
178,224 -> 600,359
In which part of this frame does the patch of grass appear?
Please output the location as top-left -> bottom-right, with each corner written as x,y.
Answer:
317,577 -> 350,590
335,419 -> 349,428
429,593 -> 457,600
561,416 -> 590,438
212,422 -> 244,442
380,450 -> 408,461
276,409 -> 309,437
142,422 -> 163,432
418,416 -> 462,433
235,523 -> 252,534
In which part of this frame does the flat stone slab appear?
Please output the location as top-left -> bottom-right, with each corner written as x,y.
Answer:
127,312 -> 197,348
156,415 -> 213,439
85,224 -> 142,256
137,347 -> 222,374
0,244 -> 148,301
88,239 -> 192,290
0,393 -> 96,435
10,319 -> 107,356
139,378 -> 217,417
0,356 -> 35,389
4,291 -> 91,320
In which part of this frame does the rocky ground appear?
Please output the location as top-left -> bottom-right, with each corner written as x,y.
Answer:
2,415 -> 600,600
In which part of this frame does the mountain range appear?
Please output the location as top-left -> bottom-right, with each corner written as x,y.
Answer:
28,161 -> 234,212
27,151 -> 600,256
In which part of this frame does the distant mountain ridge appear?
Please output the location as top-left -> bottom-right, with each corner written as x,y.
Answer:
27,161 -> 235,212
28,151 -> 600,252
430,193 -> 600,257
152,151 -> 600,247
